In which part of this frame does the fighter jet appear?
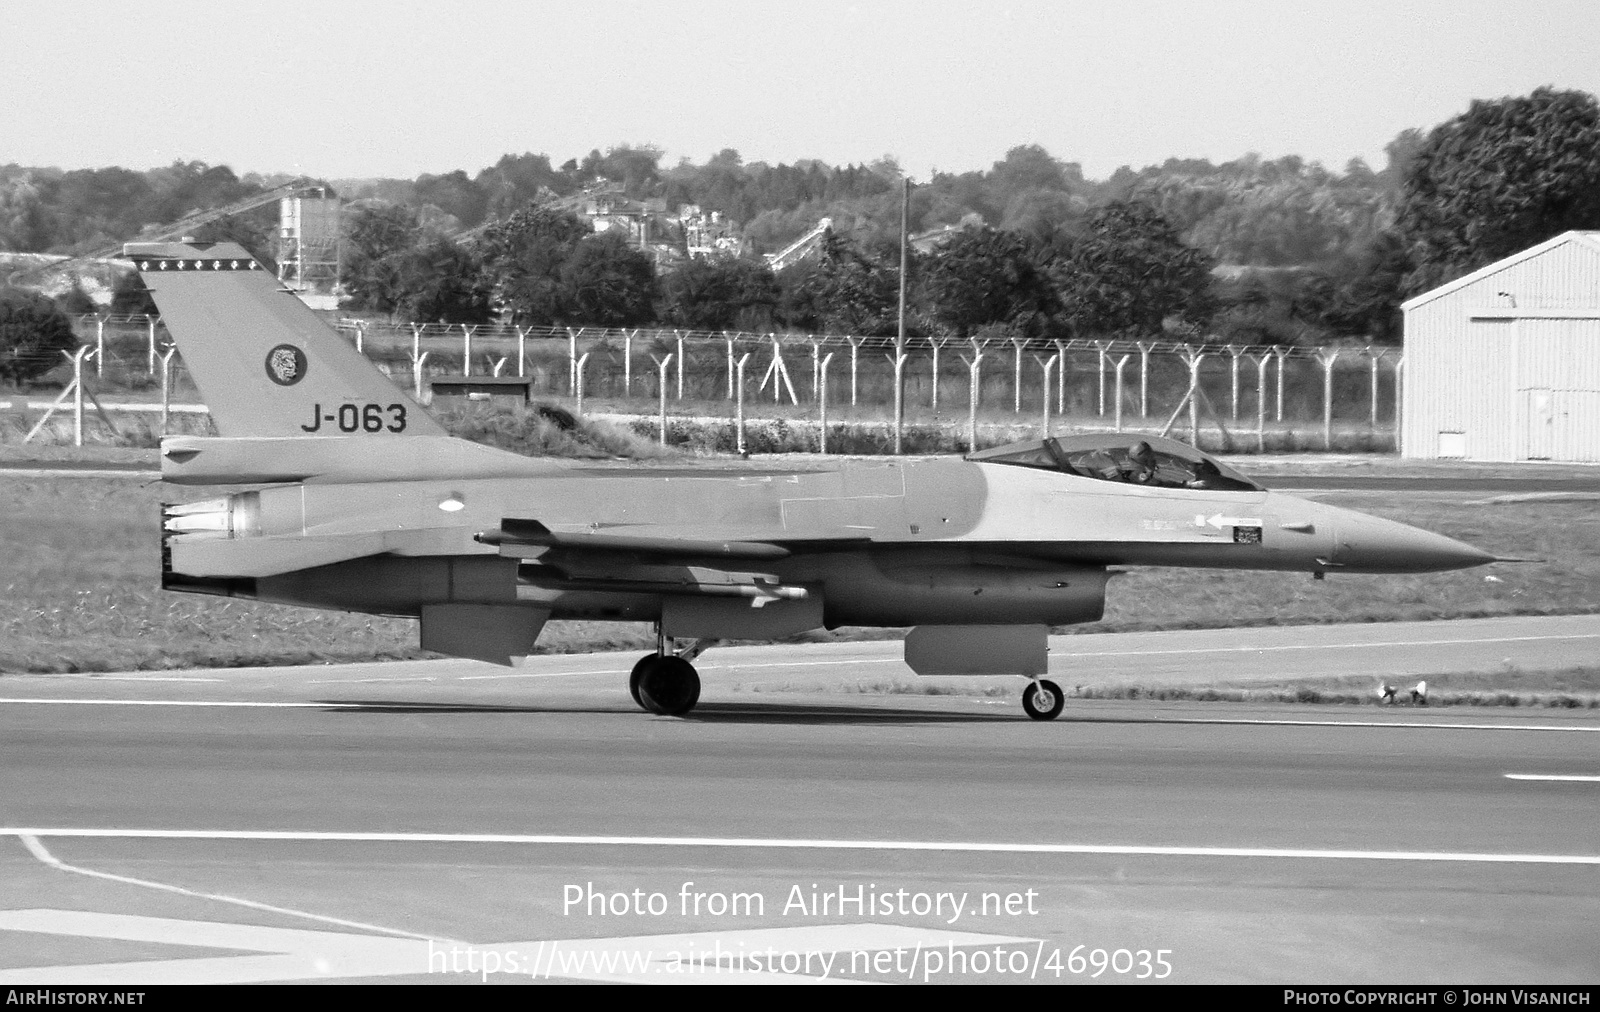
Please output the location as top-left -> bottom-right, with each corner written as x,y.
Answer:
136,240 -> 1496,720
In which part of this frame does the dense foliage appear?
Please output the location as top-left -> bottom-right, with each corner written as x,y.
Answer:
0,291 -> 79,384
1396,87 -> 1600,294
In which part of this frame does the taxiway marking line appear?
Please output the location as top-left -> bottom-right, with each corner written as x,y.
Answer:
1121,717 -> 1600,732
16,835 -> 443,942
3,829 -> 1596,865
1055,631 -> 1600,659
1505,774 -> 1600,782
0,698 -> 362,709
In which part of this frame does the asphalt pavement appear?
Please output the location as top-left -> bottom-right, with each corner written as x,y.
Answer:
1,616 -> 1596,985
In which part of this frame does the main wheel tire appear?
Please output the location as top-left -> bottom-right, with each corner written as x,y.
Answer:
637,655 -> 701,717
628,654 -> 657,710
1021,678 -> 1065,721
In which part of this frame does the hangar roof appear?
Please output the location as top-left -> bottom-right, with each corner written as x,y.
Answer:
1400,230 -> 1600,312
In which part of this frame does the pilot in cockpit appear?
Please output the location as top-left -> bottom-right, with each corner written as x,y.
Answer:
1124,441 -> 1159,484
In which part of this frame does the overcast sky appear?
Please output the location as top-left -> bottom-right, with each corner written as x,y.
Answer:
5,0 -> 1599,182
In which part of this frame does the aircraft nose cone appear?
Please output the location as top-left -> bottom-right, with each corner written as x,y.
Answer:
1334,513 -> 1496,573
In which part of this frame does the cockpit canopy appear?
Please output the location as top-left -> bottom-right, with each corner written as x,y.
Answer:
966,434 -> 1263,492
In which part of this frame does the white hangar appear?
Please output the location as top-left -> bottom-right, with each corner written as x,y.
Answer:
1401,230 -> 1600,462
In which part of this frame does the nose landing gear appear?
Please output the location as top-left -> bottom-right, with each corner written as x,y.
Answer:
1021,678 -> 1065,721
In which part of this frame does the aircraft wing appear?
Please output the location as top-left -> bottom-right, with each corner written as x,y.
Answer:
480,518 -> 844,605
480,518 -> 869,560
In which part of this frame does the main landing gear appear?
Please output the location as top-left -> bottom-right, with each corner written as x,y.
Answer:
629,628 -> 716,717
1021,678 -> 1065,721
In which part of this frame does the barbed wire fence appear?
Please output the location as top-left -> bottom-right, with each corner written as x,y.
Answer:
36,314 -> 1403,453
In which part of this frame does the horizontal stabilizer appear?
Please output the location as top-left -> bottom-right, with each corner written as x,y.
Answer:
484,518 -> 792,559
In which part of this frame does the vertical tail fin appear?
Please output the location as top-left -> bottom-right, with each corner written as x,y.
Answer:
126,240 -> 445,438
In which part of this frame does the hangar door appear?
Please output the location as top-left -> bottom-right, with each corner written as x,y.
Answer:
1518,320 -> 1600,462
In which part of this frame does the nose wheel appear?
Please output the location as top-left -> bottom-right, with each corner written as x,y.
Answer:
1021,678 -> 1064,721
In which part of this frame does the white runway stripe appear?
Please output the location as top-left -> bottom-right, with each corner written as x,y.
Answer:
1504,774 -> 1600,782
4,828 -> 1597,865
1136,717 -> 1600,732
0,698 -> 361,708
1057,632 -> 1600,658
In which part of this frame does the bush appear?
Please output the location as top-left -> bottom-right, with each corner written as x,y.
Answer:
0,291 -> 79,385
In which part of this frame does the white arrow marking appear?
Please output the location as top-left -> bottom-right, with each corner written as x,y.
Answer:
1207,513 -> 1261,529
0,910 -> 1034,985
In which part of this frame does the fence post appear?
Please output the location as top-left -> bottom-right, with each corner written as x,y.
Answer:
676,330 -> 685,400
461,324 -> 476,377
734,353 -> 751,454
1137,341 -> 1154,417
1095,340 -> 1110,416
1053,340 -> 1069,414
724,332 -> 736,400
575,352 -> 591,416
1036,354 -> 1058,437
491,356 -> 508,378
95,317 -> 106,378
1367,346 -> 1381,431
567,327 -> 579,392
810,338 -> 823,403
653,353 -> 673,445
1011,337 -> 1026,413
516,326 -> 529,379
1252,352 -> 1270,452
1113,354 -> 1131,432
1273,346 -> 1288,422
848,336 -> 862,406
159,347 -> 177,435
1318,348 -> 1340,450
1180,345 -> 1206,446
147,315 -> 158,375
962,339 -> 986,452
72,346 -> 89,446
410,323 -> 423,374
412,351 -> 430,400
818,352 -> 834,453
758,333 -> 798,405
929,337 -> 945,411
1228,345 -> 1243,420
890,343 -> 908,454
623,329 -> 637,397
354,320 -> 366,355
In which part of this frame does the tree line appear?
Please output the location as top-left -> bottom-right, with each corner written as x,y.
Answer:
5,86 -> 1599,360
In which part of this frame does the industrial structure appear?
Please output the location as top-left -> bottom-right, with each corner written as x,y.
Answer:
276,187 -> 342,310
1401,230 -> 1600,462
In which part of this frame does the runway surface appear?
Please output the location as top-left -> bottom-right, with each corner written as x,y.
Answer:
2,616 -> 1597,985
